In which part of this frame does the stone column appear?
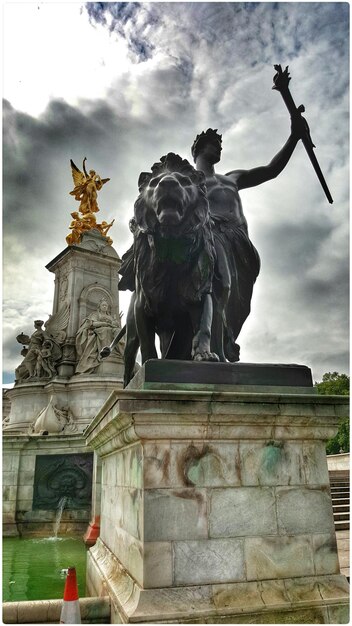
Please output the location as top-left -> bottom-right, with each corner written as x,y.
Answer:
85,374 -> 349,624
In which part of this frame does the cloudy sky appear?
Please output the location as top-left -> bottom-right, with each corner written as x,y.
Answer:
3,2 -> 349,385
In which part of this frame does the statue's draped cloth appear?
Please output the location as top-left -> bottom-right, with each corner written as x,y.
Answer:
212,217 -> 260,360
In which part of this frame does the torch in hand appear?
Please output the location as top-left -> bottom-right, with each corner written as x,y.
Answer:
273,64 -> 333,204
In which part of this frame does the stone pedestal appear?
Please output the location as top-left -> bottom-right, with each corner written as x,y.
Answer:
46,230 -> 123,379
85,363 -> 349,623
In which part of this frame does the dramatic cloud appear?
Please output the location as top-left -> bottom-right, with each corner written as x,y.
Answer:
3,2 -> 349,384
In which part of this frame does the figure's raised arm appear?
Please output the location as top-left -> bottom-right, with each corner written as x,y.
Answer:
226,120 -> 303,190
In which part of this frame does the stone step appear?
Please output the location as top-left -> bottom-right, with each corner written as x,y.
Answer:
332,501 -> 350,510
329,471 -> 350,532
333,504 -> 350,514
334,512 -> 350,522
334,519 -> 350,531
330,482 -> 349,486
330,481 -> 349,486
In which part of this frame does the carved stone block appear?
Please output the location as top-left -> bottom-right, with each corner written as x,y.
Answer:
32,453 -> 93,510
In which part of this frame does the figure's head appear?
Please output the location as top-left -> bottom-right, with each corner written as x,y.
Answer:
98,298 -> 109,313
89,169 -> 96,177
191,128 -> 222,164
34,320 -> 44,329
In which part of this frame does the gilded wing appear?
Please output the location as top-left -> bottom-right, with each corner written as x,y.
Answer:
70,159 -> 86,188
45,303 -> 70,342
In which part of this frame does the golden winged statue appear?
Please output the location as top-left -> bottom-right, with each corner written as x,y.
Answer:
69,158 -> 110,214
66,158 -> 115,246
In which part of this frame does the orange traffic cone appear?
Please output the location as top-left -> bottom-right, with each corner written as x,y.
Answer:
60,566 -> 81,624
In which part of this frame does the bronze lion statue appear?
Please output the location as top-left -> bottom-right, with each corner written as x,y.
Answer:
118,152 -> 219,386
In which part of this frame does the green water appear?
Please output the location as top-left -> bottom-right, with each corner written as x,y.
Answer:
3,537 -> 87,602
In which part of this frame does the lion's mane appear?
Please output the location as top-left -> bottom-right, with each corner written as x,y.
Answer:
120,153 -> 216,312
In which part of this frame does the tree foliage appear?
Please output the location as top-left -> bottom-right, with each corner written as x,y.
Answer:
315,371 -> 349,396
315,372 -> 350,454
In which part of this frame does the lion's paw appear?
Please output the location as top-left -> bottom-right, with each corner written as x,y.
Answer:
193,351 -> 220,362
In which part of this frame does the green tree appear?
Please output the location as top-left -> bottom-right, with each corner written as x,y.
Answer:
315,372 -> 350,454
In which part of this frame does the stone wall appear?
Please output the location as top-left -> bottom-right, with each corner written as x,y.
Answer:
3,434 -> 94,537
327,453 -> 350,472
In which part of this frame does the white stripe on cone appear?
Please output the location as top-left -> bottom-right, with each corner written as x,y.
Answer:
60,599 -> 81,624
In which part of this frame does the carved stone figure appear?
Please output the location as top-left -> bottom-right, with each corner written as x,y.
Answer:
15,312 -> 66,384
118,153 -> 219,386
15,320 -> 47,381
75,299 -> 122,374
44,303 -> 70,344
34,340 -> 57,378
29,396 -> 78,435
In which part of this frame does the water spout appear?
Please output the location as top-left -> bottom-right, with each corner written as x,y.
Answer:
53,496 -> 68,538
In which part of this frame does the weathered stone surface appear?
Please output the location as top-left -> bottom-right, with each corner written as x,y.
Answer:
212,581 -> 264,611
302,441 -> 330,485
88,537 -> 349,623
210,487 -> 277,537
173,538 -> 245,585
144,542 -> 173,588
3,596 -> 111,624
276,487 -> 334,534
144,488 -> 208,541
17,486 -> 34,502
2,466 -> 18,487
198,607 -> 329,624
143,442 -> 171,489
110,526 -> 143,586
283,575 -> 323,603
239,441 -> 304,486
312,533 -> 340,575
327,604 -> 350,624
317,574 -> 351,599
258,578 -> 290,605
101,486 -> 143,543
173,441 -> 241,488
143,440 -> 241,490
245,535 -> 315,580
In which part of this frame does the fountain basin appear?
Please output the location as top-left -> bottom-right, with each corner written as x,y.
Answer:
3,537 -> 87,602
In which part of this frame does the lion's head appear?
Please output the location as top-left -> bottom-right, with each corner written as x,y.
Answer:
131,153 -> 215,305
134,153 -> 210,236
